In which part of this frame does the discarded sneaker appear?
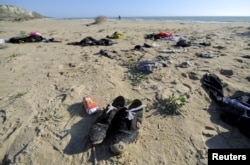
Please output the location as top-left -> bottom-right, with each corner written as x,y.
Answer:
110,99 -> 144,154
99,49 -> 114,59
134,45 -> 144,51
89,96 -> 126,144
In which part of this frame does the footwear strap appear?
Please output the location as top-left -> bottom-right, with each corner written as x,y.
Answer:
126,105 -> 145,120
106,104 -> 117,114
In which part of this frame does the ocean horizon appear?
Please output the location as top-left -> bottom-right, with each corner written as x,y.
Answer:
54,16 -> 250,23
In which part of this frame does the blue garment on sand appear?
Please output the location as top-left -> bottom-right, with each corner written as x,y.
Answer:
222,97 -> 250,117
135,56 -> 170,73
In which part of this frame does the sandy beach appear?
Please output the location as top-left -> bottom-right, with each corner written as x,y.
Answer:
0,19 -> 250,165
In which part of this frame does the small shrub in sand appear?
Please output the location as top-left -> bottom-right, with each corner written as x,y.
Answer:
86,16 -> 107,26
19,30 -> 27,37
11,53 -> 23,57
94,16 -> 107,24
164,93 -> 186,115
125,72 -> 149,86
87,16 -> 107,26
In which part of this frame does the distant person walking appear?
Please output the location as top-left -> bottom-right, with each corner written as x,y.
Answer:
118,15 -> 121,20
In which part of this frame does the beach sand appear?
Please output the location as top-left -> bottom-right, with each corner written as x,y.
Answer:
0,19 -> 250,165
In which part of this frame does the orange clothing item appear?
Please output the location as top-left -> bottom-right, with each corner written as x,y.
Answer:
155,32 -> 173,38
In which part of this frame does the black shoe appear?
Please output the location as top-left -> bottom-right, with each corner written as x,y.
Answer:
110,99 -> 144,154
89,96 -> 126,144
134,45 -> 144,51
143,43 -> 152,48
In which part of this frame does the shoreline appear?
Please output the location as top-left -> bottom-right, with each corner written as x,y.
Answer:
43,16 -> 250,24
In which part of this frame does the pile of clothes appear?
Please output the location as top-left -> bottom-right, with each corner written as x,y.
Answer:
176,39 -> 211,47
145,32 -> 174,40
8,32 -> 60,43
67,37 -> 117,46
135,55 -> 170,73
201,73 -> 250,138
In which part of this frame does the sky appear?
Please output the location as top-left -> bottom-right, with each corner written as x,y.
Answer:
1,0 -> 250,18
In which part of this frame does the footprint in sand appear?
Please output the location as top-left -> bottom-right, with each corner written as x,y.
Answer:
0,109 -> 7,124
201,126 -> 217,146
202,126 -> 217,138
202,126 -> 233,148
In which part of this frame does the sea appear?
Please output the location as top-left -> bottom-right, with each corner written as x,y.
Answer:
58,16 -> 250,24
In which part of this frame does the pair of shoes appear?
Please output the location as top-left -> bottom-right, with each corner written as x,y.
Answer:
109,99 -> 144,154
89,96 -> 125,144
89,96 -> 144,154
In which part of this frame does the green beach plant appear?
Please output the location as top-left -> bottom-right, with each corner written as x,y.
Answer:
163,93 -> 186,115
11,52 -> 23,57
14,92 -> 27,99
125,72 -> 149,86
19,30 -> 27,37
122,58 -> 137,69
123,57 -> 149,86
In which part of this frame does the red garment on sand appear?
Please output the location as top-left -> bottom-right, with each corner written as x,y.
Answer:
29,32 -> 42,37
155,32 -> 173,38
